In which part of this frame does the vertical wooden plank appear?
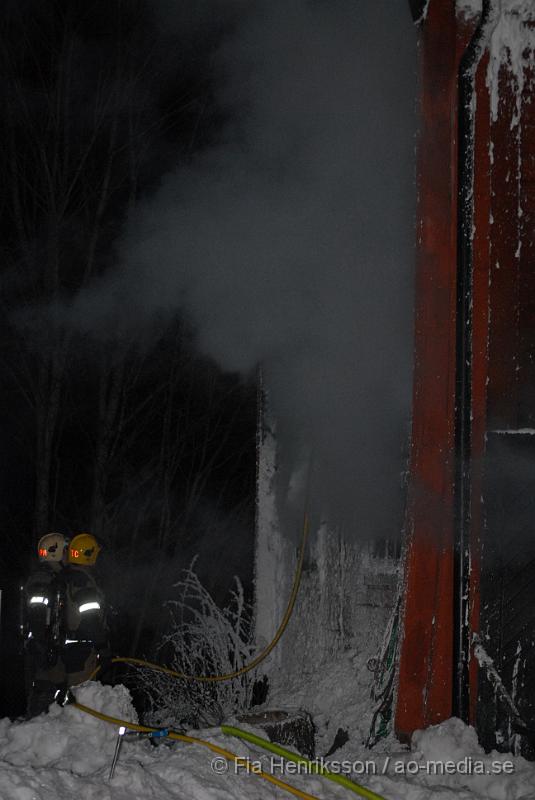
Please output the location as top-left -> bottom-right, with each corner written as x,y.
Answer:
395,1 -> 470,739
487,66 -> 522,430
469,49 -> 492,726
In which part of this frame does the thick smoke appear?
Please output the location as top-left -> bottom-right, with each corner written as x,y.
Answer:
82,0 -> 417,533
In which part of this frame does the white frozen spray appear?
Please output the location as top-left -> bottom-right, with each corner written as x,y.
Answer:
486,0 -> 535,124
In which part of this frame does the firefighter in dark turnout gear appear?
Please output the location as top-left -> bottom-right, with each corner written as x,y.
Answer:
23,533 -> 69,716
62,533 -> 107,687
23,532 -> 108,717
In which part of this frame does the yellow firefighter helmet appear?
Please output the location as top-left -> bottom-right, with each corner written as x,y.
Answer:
68,533 -> 101,566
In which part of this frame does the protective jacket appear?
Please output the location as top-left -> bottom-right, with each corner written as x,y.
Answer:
62,565 -> 106,646
24,564 -> 64,664
23,563 -> 108,716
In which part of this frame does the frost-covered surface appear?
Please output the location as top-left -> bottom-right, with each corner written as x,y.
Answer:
255,508 -> 399,747
457,0 -> 483,19
254,421 -> 287,669
454,1 -> 535,126
250,425 -> 535,799
139,566 -> 255,729
414,0 -> 431,24
1,683 -> 535,799
266,523 -> 398,706
267,632 -> 391,757
490,428 -> 535,436
255,415 -> 400,748
487,0 -> 535,124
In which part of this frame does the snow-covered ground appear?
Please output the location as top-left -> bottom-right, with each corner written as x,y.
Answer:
1,682 -> 534,800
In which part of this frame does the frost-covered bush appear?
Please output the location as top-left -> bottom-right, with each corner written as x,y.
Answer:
137,561 -> 256,729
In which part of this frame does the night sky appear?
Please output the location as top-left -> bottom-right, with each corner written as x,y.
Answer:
0,0 -> 259,715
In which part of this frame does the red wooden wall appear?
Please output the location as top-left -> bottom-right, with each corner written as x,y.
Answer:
396,0 -> 535,740
396,1 -> 484,740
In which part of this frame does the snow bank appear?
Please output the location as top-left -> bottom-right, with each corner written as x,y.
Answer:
0,682 -> 333,800
413,717 -> 485,762
409,718 -> 535,800
0,682 -> 137,775
0,682 -> 534,800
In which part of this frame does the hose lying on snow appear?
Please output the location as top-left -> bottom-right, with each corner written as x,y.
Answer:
73,700 -> 320,800
72,699 -> 390,800
221,725 -> 388,800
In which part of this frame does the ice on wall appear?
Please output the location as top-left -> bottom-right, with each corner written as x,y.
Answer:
255,508 -> 400,738
264,522 -> 400,751
490,428 -> 535,435
454,2 -> 535,126
415,1 -> 431,24
456,0 -> 483,18
254,420 -> 287,668
486,1 -> 535,124
254,405 -> 401,744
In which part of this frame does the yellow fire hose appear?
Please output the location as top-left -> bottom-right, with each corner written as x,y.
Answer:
221,725 -> 388,800
89,512 -> 310,684
72,700 -> 320,800
72,700 -> 388,800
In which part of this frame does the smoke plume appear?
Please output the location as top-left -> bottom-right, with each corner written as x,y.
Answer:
79,0 -> 417,533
